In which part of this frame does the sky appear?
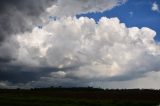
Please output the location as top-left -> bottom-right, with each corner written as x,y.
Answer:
0,0 -> 160,89
77,0 -> 160,41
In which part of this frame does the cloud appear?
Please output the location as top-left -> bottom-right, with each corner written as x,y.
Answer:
0,81 -> 18,89
129,11 -> 133,17
0,0 -> 126,58
0,62 -> 75,84
46,0 -> 127,16
151,2 -> 159,12
1,0 -> 160,88
0,0 -> 56,44
1,16 -> 158,88
95,71 -> 160,89
0,0 -> 126,44
0,0 -> 126,64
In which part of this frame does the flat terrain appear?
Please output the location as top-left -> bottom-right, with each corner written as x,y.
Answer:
0,88 -> 160,106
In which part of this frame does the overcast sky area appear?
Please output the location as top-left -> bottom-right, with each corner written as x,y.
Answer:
0,0 -> 160,89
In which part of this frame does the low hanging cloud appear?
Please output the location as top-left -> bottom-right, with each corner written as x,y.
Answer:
0,0 -> 160,88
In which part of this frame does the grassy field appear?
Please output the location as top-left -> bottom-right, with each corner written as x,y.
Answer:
0,88 -> 160,106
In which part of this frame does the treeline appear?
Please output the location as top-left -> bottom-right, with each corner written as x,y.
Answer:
30,86 -> 103,91
1,87 -> 160,101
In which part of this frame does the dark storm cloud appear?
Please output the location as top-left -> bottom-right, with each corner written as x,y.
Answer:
0,0 -> 56,43
0,64 -> 51,83
0,63 -> 76,84
0,57 -> 14,63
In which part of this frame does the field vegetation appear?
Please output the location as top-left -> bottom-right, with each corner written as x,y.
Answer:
0,87 -> 160,106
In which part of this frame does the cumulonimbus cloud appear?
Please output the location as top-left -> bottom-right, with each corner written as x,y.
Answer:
11,17 -> 160,81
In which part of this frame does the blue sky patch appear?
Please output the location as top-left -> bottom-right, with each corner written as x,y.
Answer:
77,0 -> 160,41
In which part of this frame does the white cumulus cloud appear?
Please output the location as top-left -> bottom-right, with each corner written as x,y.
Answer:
9,16 -> 160,82
46,0 -> 127,16
152,2 -> 159,12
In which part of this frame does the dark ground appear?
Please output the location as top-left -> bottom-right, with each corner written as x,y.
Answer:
0,87 -> 160,106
